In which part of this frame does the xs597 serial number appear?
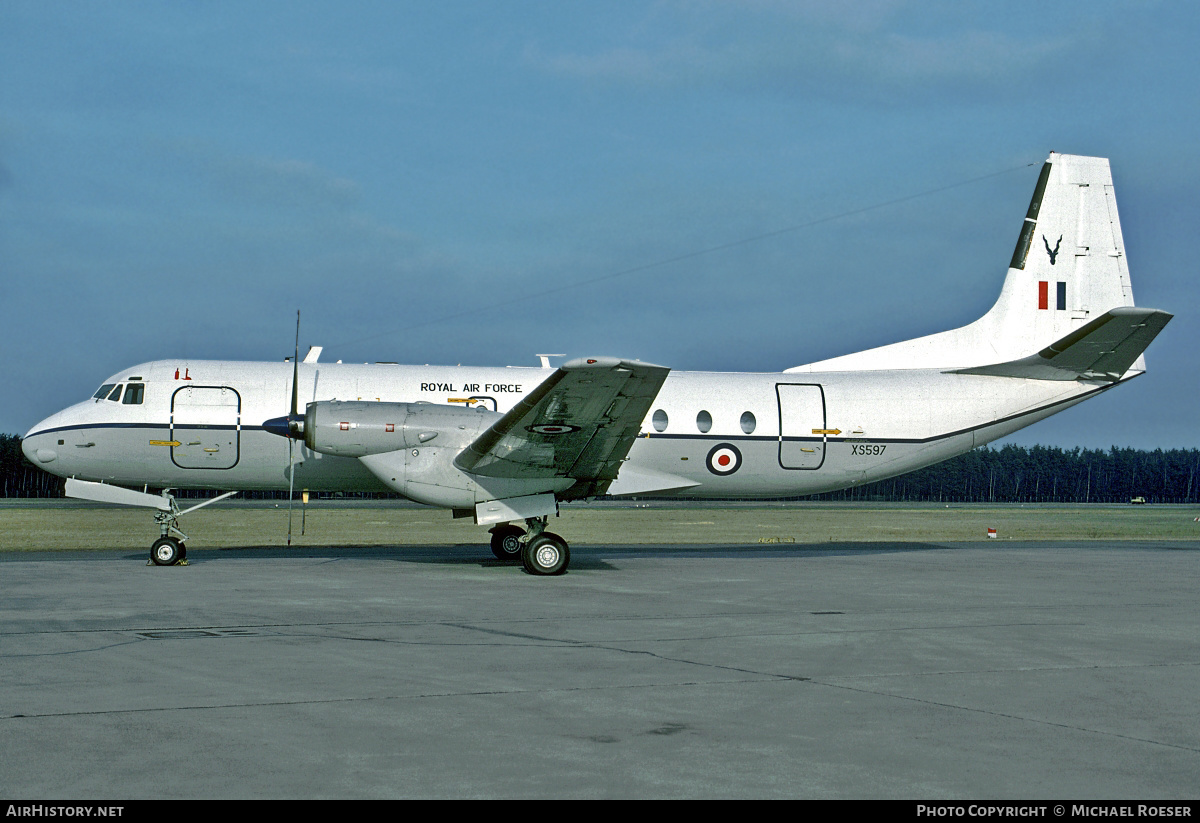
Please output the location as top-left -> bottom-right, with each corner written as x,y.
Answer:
850,444 -> 886,456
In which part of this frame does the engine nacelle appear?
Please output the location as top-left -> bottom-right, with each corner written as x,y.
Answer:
303,400 -> 572,512
304,400 -> 496,457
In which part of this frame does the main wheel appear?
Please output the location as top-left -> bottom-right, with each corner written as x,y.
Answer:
522,532 -> 570,576
489,525 -> 524,561
150,536 -> 182,566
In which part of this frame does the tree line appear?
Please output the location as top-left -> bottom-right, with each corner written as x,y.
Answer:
3,433 -> 1198,503
808,444 -> 1200,504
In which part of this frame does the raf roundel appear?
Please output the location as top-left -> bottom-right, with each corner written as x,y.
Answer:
527,423 -> 580,435
706,443 -> 742,476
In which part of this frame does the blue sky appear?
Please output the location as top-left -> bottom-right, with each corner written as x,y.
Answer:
2,1 -> 1196,449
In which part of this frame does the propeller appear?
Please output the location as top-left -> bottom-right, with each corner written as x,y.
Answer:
262,312 -> 307,545
288,310 -> 301,546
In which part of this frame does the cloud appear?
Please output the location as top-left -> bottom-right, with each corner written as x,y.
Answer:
164,138 -> 361,208
526,3 -> 1076,102
205,152 -> 362,207
828,29 -> 1069,88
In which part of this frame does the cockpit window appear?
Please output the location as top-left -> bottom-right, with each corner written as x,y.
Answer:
93,384 -> 116,400
107,384 -> 124,402
122,383 -> 144,405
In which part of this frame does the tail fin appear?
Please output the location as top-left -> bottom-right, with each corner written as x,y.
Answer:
786,153 -> 1163,376
996,153 -> 1137,353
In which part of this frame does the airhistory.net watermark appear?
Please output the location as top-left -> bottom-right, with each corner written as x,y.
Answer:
6,807 -> 123,818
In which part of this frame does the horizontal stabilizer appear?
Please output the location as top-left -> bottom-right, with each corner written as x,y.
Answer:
953,307 -> 1172,381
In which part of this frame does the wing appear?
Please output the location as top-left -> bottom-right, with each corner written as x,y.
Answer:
453,356 -> 669,496
953,307 -> 1172,381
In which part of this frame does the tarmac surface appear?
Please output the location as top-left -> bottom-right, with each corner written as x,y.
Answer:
2,539 -> 1199,799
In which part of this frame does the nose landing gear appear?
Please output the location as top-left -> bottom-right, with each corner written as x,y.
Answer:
62,478 -> 238,567
145,490 -> 240,565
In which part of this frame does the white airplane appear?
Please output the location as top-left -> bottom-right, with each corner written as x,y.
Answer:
22,153 -> 1171,575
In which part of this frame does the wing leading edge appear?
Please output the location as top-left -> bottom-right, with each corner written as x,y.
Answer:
454,357 -> 669,496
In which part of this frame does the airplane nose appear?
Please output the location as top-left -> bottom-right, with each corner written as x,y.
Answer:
23,418 -> 59,465
20,432 -> 37,463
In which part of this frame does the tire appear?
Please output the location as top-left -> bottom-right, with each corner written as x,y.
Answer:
151,537 -> 182,566
490,525 -> 525,561
522,533 -> 569,576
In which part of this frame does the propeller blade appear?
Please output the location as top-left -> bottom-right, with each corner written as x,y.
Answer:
288,309 -> 300,547
291,310 -> 301,420
287,437 -> 295,546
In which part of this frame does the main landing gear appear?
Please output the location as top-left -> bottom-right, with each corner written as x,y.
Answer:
488,517 -> 570,575
489,524 -> 524,561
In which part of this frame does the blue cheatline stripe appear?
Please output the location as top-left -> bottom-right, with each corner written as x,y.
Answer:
642,433 -> 776,442
25,422 -> 265,437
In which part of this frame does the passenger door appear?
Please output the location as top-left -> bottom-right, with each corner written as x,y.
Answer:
776,383 -> 826,470
171,386 -> 240,470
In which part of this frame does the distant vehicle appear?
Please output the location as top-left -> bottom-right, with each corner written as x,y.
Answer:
1130,497 -> 1147,505
22,153 -> 1173,574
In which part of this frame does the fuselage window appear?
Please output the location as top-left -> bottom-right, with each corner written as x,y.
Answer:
652,409 -> 668,432
93,384 -> 116,400
740,411 -> 756,434
122,383 -> 145,405
106,384 -> 124,402
696,410 -> 712,433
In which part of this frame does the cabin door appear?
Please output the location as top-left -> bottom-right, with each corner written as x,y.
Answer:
171,386 -> 241,470
776,383 -> 826,470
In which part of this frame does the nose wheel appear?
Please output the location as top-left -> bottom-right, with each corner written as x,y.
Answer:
150,536 -> 186,566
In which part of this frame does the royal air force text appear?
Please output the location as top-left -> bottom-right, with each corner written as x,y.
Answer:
419,383 -> 522,394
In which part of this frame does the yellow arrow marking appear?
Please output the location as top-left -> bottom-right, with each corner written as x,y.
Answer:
812,428 -> 841,435
149,440 -> 181,447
